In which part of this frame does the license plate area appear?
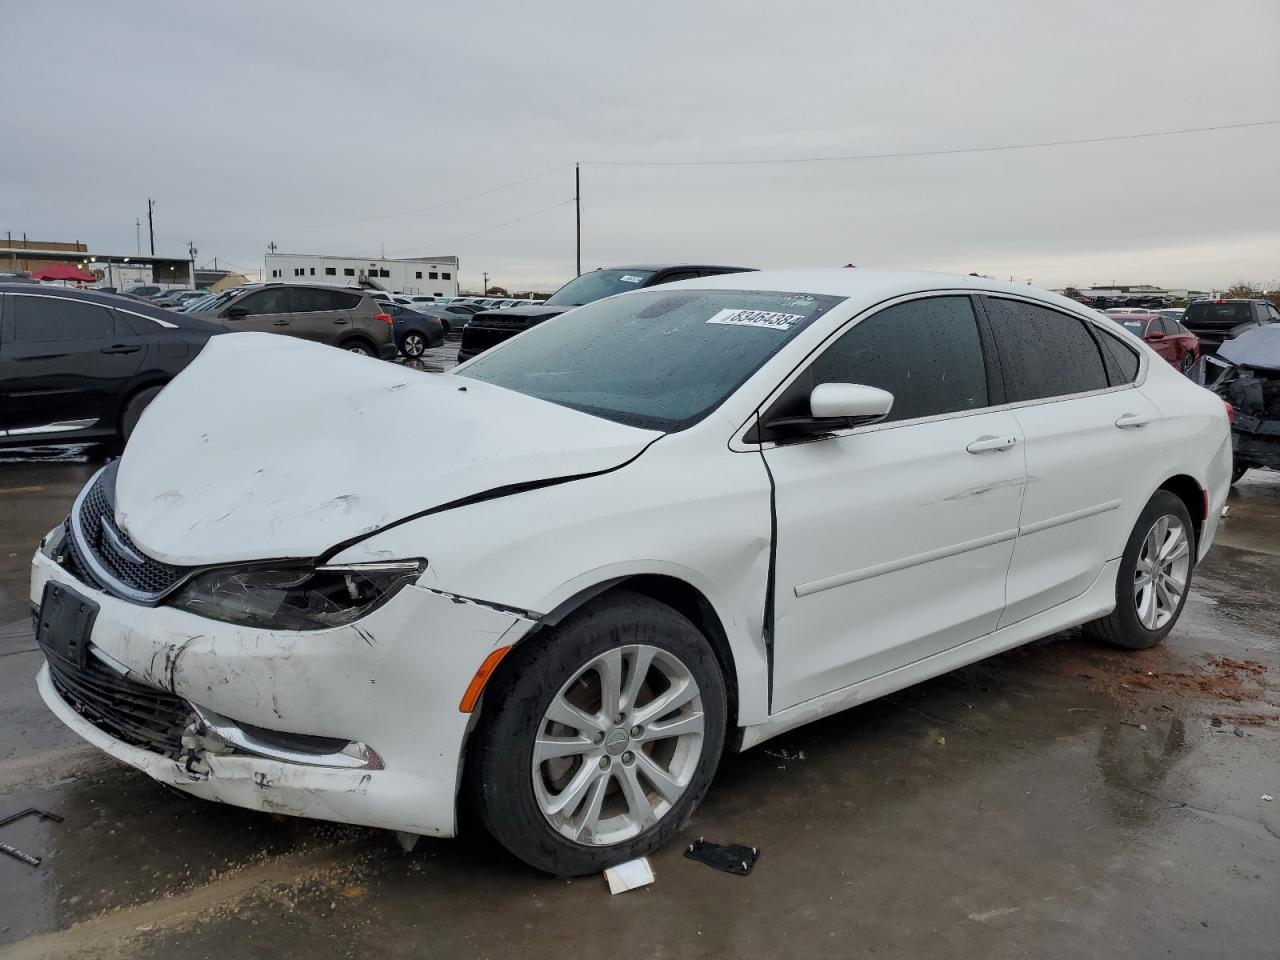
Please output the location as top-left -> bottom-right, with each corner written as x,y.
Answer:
36,581 -> 99,669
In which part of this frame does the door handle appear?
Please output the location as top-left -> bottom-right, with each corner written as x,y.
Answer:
966,435 -> 1017,454
332,318 -> 350,325
272,320 -> 289,326
99,344 -> 141,354
1114,412 -> 1153,429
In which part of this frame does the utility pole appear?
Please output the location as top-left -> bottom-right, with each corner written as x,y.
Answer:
135,219 -> 141,255
482,271 -> 489,295
267,241 -> 277,254
147,199 -> 156,256
187,241 -> 197,288
574,163 -> 581,277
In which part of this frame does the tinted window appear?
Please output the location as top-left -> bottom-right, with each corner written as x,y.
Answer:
11,295 -> 117,342
461,289 -> 844,431
332,290 -> 362,310
807,296 -> 988,423
1095,328 -> 1141,384
1185,301 -> 1253,327
292,287 -> 336,313
544,269 -> 657,307
232,288 -> 291,316
984,298 -> 1109,401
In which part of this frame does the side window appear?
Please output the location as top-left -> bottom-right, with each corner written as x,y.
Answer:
1094,328 -> 1141,384
806,296 -> 989,423
292,288 -> 335,313
983,298 -> 1110,401
231,288 -> 291,316
331,290 -> 362,310
653,271 -> 701,285
1158,318 -> 1177,335
11,296 -> 117,342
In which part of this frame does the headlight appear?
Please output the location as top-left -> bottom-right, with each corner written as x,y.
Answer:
169,560 -> 426,630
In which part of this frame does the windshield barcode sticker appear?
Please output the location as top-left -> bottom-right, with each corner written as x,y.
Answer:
619,275 -> 645,283
706,308 -> 804,331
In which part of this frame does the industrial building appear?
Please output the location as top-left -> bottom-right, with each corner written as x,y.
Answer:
1,237 -> 194,288
264,253 -> 459,297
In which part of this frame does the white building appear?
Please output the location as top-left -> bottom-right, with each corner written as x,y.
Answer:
264,254 -> 459,297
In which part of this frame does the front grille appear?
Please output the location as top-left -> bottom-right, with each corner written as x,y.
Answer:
74,469 -> 190,600
42,640 -> 192,758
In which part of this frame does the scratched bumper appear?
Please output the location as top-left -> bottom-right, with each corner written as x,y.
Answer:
30,544 -> 535,836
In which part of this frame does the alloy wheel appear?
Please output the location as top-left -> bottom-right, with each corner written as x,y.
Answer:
404,333 -> 426,357
532,644 -> 705,846
1134,514 -> 1190,630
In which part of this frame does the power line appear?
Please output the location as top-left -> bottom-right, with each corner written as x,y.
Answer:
583,119 -> 1280,167
387,198 -> 575,257
306,164 -> 572,229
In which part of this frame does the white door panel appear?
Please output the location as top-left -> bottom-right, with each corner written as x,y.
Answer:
1000,389 -> 1163,626
767,411 -> 1025,710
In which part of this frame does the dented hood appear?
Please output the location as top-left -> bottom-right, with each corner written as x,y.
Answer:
115,332 -> 660,566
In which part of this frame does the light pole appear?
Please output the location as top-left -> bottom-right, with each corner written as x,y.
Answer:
188,241 -> 198,289
482,271 -> 489,296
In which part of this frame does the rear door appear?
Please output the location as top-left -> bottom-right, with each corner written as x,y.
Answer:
221,287 -> 293,335
1149,318 -> 1177,364
980,295 -> 1163,627
289,287 -> 349,345
0,292 -> 144,434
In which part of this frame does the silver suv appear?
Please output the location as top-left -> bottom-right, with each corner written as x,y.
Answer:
189,284 -> 397,359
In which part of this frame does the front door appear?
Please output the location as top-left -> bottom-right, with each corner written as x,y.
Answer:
763,295 -> 1026,711
0,292 -> 144,434
220,287 -> 293,335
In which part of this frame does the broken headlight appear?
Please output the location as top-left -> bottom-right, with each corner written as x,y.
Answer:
169,560 -> 426,630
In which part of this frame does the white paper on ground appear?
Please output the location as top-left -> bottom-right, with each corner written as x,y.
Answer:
604,857 -> 655,894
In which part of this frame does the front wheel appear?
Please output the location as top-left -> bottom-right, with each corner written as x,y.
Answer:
472,592 -> 727,875
401,332 -> 427,357
1085,490 -> 1194,650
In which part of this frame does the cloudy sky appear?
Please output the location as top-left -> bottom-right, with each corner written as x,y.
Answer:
3,0 -> 1277,292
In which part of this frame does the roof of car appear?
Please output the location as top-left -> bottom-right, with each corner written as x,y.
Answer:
674,269 -> 1094,314
0,282 -> 224,331
594,263 -> 755,272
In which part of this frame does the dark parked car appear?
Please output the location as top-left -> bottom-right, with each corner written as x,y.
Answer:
0,284 -> 223,446
187,283 -> 397,359
1183,298 -> 1280,354
457,263 -> 755,361
385,303 -> 445,357
1200,324 -> 1280,483
1105,311 -> 1200,372
151,289 -> 208,309
123,285 -> 162,298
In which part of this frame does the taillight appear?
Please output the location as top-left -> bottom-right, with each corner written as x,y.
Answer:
1224,401 -> 1235,424
374,312 -> 392,325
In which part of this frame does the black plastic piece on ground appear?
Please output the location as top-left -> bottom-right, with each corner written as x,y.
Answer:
684,837 -> 760,876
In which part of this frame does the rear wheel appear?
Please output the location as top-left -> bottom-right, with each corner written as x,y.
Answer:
1086,490 -> 1194,650
120,386 -> 163,442
1231,460 -> 1250,484
341,340 -> 373,357
401,332 -> 427,357
473,592 -> 727,876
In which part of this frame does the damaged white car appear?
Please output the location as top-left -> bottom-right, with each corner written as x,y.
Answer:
32,270 -> 1231,875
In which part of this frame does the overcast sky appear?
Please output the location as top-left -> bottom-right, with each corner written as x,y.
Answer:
3,0 -> 1277,292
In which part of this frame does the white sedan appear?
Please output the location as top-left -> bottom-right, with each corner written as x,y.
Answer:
30,270 -> 1232,874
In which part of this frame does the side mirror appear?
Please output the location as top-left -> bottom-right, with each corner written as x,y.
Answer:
763,383 -> 895,439
1146,331 -> 1166,341
224,306 -> 249,319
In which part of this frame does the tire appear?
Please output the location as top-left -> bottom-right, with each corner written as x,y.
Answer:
340,340 -> 373,357
440,318 -> 452,334
401,332 -> 427,357
1085,490 -> 1195,650
1180,352 -> 1196,374
472,591 -> 728,876
120,386 -> 163,442
1230,461 -> 1249,484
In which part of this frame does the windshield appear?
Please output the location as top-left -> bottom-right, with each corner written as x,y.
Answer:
458,289 -> 844,431
544,269 -> 657,306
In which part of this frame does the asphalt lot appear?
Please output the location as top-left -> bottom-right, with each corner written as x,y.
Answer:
0,349 -> 1276,958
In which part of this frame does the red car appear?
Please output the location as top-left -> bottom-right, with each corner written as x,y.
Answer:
1104,311 -> 1201,373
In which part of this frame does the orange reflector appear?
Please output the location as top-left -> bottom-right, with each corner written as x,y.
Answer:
459,646 -> 512,713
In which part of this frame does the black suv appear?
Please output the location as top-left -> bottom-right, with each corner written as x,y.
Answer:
0,284 -> 223,446
457,263 -> 754,362
1183,298 -> 1280,354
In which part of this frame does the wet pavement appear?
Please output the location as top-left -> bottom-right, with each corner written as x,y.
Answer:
1,422 -> 1276,957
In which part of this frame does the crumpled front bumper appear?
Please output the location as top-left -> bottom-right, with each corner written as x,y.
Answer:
31,543 -> 536,836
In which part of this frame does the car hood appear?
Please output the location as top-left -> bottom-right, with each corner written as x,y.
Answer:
114,332 -> 660,566
1218,324 -> 1280,373
470,303 -> 572,325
